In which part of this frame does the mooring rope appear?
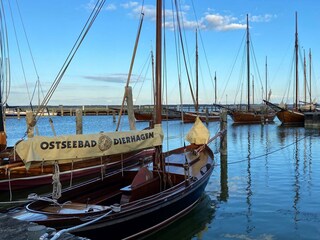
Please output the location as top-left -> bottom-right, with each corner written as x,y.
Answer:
50,204 -> 121,240
215,135 -> 308,166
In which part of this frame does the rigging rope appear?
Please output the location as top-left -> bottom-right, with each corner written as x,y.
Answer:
7,0 -> 32,104
174,0 -> 196,107
14,0 -> 42,109
33,0 -> 106,124
0,1 -> 11,105
190,0 -> 216,104
116,2 -> 145,131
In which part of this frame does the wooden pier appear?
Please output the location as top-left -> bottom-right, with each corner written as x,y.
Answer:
56,106 -> 120,116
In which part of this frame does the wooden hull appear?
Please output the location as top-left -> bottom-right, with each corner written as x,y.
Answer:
0,149 -> 154,192
229,111 -> 276,124
10,144 -> 214,239
182,112 -> 220,123
134,111 -> 180,121
165,109 -> 220,123
276,109 -> 304,126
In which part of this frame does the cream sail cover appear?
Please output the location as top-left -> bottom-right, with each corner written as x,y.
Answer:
16,124 -> 163,167
185,117 -> 210,144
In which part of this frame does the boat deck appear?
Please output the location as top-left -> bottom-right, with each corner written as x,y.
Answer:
42,203 -> 109,214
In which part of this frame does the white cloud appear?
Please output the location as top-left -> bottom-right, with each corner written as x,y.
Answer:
105,4 -> 117,11
120,1 -> 139,9
204,14 -> 246,31
119,3 -> 275,32
250,14 -> 277,23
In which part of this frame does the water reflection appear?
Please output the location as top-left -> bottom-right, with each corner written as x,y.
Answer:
293,129 -> 300,228
147,193 -> 215,240
246,130 -> 253,234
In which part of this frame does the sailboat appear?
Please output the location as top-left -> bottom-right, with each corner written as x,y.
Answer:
264,12 -> 304,126
228,14 -> 275,124
0,1 -> 155,200
8,1 -> 224,239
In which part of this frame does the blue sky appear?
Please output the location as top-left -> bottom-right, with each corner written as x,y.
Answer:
3,0 -> 320,107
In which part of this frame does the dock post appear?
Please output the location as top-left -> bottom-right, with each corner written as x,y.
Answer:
17,108 -> 21,120
220,110 -> 227,156
205,108 -> 209,124
26,111 -> 35,138
60,105 -> 64,116
76,109 -> 83,134
219,109 -> 229,201
113,112 -> 116,122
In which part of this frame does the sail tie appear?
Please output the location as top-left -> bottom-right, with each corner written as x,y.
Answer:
52,161 -> 61,200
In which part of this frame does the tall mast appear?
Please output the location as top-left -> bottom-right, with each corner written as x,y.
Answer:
309,49 -> 312,105
246,14 -> 250,111
214,71 -> 217,107
154,0 -> 163,173
303,50 -> 306,103
195,28 -> 199,113
265,56 -> 268,101
0,7 -> 7,151
294,11 -> 298,110
155,0 -> 162,125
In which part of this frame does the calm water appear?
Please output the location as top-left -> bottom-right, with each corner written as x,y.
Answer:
4,115 -> 320,239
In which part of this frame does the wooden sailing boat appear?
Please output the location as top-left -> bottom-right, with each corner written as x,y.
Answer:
264,12 -> 304,126
8,1 -> 223,239
228,14 -> 275,124
0,1 -> 155,200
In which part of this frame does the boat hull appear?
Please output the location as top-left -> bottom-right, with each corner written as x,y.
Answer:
78,173 -> 210,239
134,111 -> 180,121
276,109 -> 304,126
0,149 -> 154,192
10,145 -> 214,239
229,111 -> 276,124
182,112 -> 220,123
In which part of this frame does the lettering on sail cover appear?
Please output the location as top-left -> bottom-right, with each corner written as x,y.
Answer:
39,132 -> 155,151
40,140 -> 97,150
113,132 -> 154,145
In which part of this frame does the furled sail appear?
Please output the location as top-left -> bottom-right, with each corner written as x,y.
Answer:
16,124 -> 163,168
185,117 -> 210,144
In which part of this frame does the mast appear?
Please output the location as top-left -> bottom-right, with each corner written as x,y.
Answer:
246,14 -> 250,111
252,74 -> 254,105
0,6 -> 7,151
155,0 -> 162,125
294,11 -> 298,110
195,28 -> 199,113
309,49 -> 312,106
214,71 -> 217,107
303,50 -> 306,103
0,76 -> 6,151
154,0 -> 163,172
265,56 -> 267,101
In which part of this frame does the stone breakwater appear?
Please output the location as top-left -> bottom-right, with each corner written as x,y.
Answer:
0,213 -> 89,240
